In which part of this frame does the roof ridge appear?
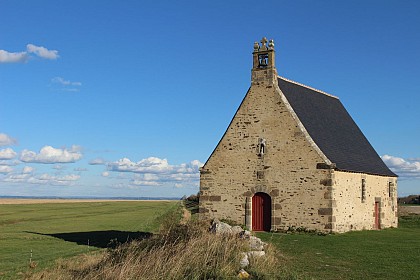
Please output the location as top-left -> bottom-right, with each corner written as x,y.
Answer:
278,76 -> 339,99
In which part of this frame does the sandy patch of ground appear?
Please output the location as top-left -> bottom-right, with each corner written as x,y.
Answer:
399,205 -> 420,215
0,199 -> 170,205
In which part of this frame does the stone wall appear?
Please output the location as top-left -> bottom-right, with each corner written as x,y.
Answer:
200,81 -> 335,232
333,171 -> 398,232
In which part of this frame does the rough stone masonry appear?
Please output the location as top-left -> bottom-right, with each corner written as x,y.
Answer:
199,37 -> 398,233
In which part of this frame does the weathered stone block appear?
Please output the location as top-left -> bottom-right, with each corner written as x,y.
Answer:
318,208 -> 333,216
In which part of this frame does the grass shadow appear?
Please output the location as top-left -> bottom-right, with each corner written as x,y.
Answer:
25,230 -> 153,248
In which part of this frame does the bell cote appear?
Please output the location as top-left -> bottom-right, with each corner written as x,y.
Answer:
251,37 -> 278,85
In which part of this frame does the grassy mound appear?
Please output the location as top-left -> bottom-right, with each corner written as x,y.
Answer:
27,203 -> 293,280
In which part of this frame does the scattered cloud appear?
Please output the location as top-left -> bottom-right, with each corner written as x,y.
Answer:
0,160 -> 20,166
101,171 -> 110,177
0,148 -> 17,160
53,164 -> 65,170
0,44 -> 58,64
38,173 -> 80,181
382,155 -> 420,179
89,158 -> 106,165
2,170 -> 80,186
52,77 -> 82,86
74,167 -> 88,172
26,44 -> 59,60
51,77 -> 82,92
22,166 -> 34,174
20,145 -> 83,164
3,173 -> 30,181
0,133 -> 17,146
0,166 -> 13,174
131,180 -> 161,186
0,50 -> 28,63
107,157 -> 204,188
108,157 -> 173,174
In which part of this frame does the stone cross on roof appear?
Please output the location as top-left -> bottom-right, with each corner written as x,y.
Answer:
252,36 -> 277,84
254,37 -> 275,52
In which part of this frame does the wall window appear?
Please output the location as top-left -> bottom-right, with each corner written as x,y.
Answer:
361,179 -> 366,202
256,171 -> 264,180
388,182 -> 393,198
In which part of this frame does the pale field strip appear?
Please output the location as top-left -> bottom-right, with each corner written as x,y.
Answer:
0,199 -> 171,205
400,206 -> 420,214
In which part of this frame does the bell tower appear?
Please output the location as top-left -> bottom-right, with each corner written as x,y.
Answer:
251,37 -> 277,85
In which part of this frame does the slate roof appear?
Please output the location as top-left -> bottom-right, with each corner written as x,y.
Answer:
278,77 -> 397,177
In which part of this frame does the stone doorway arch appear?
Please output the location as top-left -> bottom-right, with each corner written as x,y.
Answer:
252,192 -> 271,231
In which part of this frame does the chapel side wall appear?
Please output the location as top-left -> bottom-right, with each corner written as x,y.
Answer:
333,171 -> 398,232
200,83 -> 334,232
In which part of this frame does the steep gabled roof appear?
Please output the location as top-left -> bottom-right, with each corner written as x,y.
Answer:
278,77 -> 397,177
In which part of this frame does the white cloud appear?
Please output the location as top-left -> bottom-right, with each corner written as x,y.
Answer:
0,148 -> 17,160
26,44 -> 59,60
102,171 -> 110,177
74,167 -> 88,172
29,173 -> 80,186
20,145 -> 83,164
89,158 -> 106,165
0,166 -> 13,174
143,173 -> 159,181
3,173 -> 30,181
107,157 -> 204,189
53,164 -> 65,170
22,166 -> 34,174
0,133 -> 17,146
2,171 -> 80,186
131,180 -> 161,186
0,44 -> 58,64
51,77 -> 82,92
52,77 -> 82,86
0,160 -> 20,166
0,50 -> 28,63
382,155 -> 420,179
107,157 -> 173,174
39,173 -> 80,181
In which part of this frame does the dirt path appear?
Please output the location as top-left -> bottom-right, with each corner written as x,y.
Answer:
180,206 -> 192,224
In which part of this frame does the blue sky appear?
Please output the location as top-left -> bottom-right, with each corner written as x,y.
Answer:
0,0 -> 419,198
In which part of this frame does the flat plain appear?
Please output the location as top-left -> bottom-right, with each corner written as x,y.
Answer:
0,200 -> 177,279
258,210 -> 420,279
1,201 -> 419,279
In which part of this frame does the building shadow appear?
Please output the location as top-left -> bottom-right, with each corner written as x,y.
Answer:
25,230 -> 153,248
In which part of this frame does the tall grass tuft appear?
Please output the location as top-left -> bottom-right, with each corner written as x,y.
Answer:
26,205 -> 296,280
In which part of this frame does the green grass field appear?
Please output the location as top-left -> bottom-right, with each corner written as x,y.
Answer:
0,200 -> 177,279
1,201 -> 419,279
258,214 -> 420,279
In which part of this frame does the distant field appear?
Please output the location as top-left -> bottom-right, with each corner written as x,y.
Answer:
258,214 -> 420,279
0,200 -> 177,279
2,201 -> 419,279
400,205 -> 420,214
0,198 -> 168,205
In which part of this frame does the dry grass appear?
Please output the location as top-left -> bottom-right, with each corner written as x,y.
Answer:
25,206 -> 290,280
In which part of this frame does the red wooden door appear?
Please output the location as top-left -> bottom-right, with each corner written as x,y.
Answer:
374,202 -> 380,229
252,192 -> 271,231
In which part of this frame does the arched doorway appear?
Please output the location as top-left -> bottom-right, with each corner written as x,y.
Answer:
252,192 -> 271,231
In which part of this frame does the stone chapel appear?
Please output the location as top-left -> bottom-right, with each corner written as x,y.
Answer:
199,37 -> 398,233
